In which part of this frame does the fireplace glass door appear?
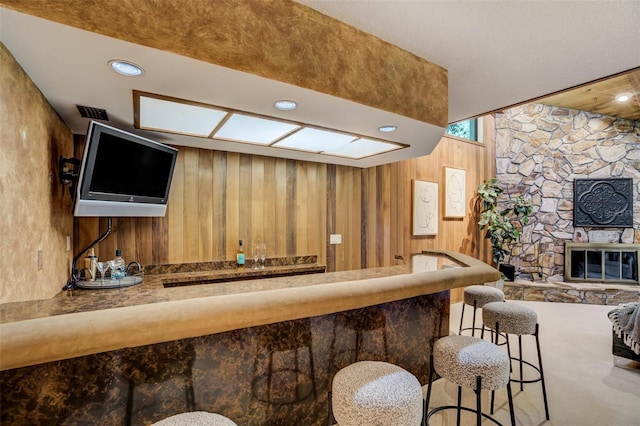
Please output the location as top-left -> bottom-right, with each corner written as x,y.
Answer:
565,243 -> 639,285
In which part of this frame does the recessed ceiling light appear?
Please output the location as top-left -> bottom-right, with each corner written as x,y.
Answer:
274,100 -> 298,111
615,92 -> 632,102
108,60 -> 144,77
378,125 -> 397,133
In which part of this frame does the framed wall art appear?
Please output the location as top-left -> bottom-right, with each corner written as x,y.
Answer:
413,180 -> 438,236
444,167 -> 466,218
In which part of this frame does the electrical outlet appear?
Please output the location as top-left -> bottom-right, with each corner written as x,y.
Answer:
37,250 -> 43,271
66,236 -> 71,252
330,234 -> 342,245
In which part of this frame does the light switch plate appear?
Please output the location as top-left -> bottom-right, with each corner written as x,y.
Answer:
330,234 -> 342,244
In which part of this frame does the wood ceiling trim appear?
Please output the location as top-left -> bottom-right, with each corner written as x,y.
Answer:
1,0 -> 448,127
537,68 -> 640,121
479,67 -> 640,121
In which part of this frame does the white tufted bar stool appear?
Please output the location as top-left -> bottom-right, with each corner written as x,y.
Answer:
152,411 -> 237,425
459,285 -> 505,338
330,361 -> 423,426
482,301 -> 550,420
424,335 -> 515,426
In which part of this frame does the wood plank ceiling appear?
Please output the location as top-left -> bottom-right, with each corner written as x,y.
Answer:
534,68 -> 640,121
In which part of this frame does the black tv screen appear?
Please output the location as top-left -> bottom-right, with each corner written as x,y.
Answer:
74,121 -> 178,217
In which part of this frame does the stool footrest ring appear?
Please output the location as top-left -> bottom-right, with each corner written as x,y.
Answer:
426,405 -> 504,426
508,358 -> 543,384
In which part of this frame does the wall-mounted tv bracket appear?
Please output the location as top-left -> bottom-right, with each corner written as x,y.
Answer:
59,156 -> 80,199
63,217 -> 112,291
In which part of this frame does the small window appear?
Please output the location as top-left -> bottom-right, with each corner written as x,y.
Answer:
445,118 -> 481,142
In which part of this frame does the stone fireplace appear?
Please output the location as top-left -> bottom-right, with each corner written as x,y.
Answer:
494,103 -> 640,304
494,103 -> 640,282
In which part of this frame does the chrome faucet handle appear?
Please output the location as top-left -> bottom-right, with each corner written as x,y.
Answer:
126,261 -> 143,275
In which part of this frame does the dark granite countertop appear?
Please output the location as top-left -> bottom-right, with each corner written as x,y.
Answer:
0,253 -> 459,324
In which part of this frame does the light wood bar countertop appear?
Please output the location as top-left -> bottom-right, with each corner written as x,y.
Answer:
0,251 -> 499,371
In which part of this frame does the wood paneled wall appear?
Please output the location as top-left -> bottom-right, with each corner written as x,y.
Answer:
75,150 -> 327,267
328,117 -> 496,304
76,118 -> 495,301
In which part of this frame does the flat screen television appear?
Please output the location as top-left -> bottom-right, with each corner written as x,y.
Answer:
74,121 -> 178,217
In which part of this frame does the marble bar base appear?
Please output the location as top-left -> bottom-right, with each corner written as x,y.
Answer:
0,292 -> 449,426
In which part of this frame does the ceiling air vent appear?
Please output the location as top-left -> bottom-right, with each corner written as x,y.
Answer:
76,105 -> 109,121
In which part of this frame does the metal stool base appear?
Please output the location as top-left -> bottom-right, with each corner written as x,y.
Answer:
424,355 -> 516,426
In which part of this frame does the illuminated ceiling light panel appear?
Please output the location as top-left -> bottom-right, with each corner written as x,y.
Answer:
215,113 -> 300,145
324,138 -> 400,159
274,127 -> 356,152
139,96 -> 227,137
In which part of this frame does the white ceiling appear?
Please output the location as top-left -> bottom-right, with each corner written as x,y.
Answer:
1,2 -> 639,168
296,0 -> 640,122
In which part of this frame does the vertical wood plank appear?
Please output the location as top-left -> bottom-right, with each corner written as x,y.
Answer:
389,162 -> 399,263
212,151 -> 226,261
326,164 -> 336,271
380,165 -> 391,266
198,150 -> 213,261
305,162 -> 319,257
238,154 -> 253,250
296,162 -> 308,255
134,218 -> 152,266
151,216 -> 167,264
251,158 -> 265,253
225,152 -> 240,260
167,150 -> 185,263
332,166 -> 344,271
274,158 -> 288,258
183,149 -> 199,262
262,157 -> 277,257
285,160 -> 297,256
100,217 -> 117,263
349,168 -> 361,270
317,163 -> 327,267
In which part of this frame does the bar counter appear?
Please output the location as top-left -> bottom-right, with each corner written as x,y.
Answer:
0,251 -> 496,370
0,251 -> 498,426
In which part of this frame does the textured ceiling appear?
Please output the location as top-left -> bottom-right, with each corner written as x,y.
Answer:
296,0 -> 640,122
1,1 -> 638,169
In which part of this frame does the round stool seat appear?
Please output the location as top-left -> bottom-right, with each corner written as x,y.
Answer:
332,361 -> 423,426
433,335 -> 510,391
483,302 -> 537,336
152,411 -> 237,426
463,285 -> 505,307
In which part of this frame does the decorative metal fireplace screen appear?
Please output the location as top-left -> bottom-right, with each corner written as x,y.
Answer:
565,243 -> 639,285
573,178 -> 633,227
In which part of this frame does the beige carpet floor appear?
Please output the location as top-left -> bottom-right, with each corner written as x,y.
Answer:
423,300 -> 640,426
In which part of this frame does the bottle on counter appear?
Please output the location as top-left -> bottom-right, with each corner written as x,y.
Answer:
111,249 -> 126,280
236,240 -> 245,271
85,247 -> 98,281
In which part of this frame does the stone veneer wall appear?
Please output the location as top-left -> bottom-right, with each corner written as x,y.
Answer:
494,103 -> 640,280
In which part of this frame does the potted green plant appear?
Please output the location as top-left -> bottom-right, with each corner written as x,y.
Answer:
477,178 -> 532,281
